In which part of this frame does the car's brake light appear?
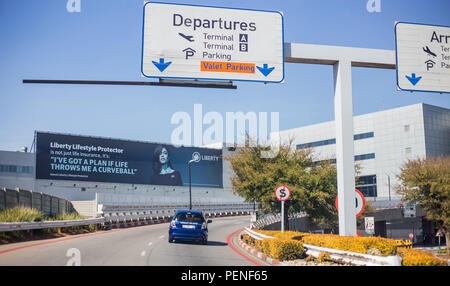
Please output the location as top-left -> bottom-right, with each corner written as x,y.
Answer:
170,220 -> 176,227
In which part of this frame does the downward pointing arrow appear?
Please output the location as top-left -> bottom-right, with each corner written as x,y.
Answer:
405,73 -> 422,86
152,58 -> 172,72
256,64 -> 275,77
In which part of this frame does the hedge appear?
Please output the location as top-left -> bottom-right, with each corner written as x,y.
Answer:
397,248 -> 447,266
252,230 -> 447,266
241,234 -> 304,261
301,234 -> 398,256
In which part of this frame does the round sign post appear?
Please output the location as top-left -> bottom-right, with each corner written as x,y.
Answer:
275,185 -> 291,233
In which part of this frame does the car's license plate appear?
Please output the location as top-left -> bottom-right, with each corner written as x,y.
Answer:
182,225 -> 195,229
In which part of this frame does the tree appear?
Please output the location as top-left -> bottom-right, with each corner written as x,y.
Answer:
225,140 -> 339,230
396,156 -> 450,253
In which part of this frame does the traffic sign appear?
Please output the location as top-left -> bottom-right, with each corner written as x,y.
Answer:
335,189 -> 366,217
395,22 -> 450,94
409,233 -> 414,239
275,185 -> 291,201
141,2 -> 285,83
365,217 -> 375,234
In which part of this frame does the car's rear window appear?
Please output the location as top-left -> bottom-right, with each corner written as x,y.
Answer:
174,212 -> 205,223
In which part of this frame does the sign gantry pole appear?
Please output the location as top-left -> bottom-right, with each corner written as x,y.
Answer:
285,42 -> 396,236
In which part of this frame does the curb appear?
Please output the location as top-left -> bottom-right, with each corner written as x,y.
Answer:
237,232 -> 280,266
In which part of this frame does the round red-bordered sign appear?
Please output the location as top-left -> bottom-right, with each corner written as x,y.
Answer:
274,185 -> 291,201
335,189 -> 366,217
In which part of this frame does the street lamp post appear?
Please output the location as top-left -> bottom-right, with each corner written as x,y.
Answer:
188,158 -> 197,210
385,173 -> 391,201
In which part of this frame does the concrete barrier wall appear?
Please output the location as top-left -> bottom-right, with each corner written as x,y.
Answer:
0,187 -> 75,216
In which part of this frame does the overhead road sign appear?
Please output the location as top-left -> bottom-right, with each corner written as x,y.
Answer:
395,22 -> 450,93
141,2 -> 284,83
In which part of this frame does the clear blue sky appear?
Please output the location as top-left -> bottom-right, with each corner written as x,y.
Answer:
0,0 -> 449,151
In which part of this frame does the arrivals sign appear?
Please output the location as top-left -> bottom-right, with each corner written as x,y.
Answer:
141,2 -> 285,83
395,22 -> 450,93
35,132 -> 223,188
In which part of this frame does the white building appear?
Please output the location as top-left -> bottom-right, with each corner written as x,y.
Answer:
273,103 -> 450,201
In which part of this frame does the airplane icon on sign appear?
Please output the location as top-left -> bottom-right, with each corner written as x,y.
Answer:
178,33 -> 194,42
423,46 -> 437,57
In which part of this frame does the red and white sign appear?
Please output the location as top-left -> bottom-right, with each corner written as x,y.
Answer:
409,233 -> 414,239
275,185 -> 291,201
335,189 -> 366,217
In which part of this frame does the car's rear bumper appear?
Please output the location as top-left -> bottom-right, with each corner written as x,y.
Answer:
169,229 -> 207,241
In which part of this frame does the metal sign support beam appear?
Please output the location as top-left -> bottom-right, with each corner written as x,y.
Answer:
284,43 -> 396,236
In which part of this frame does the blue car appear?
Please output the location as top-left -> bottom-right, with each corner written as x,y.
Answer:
168,210 -> 212,245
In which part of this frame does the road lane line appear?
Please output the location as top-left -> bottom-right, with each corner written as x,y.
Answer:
141,250 -> 146,257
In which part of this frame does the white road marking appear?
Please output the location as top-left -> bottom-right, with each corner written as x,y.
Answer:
148,242 -> 153,246
159,235 -> 164,239
141,250 -> 146,257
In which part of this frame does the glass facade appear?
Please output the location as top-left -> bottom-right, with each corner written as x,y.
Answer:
356,175 -> 377,197
297,132 -> 374,150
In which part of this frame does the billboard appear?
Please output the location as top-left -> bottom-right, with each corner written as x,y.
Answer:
35,132 -> 223,188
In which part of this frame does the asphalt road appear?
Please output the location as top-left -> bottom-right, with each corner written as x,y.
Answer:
0,216 -> 256,266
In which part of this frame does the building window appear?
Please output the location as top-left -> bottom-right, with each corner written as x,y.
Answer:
313,153 -> 375,165
404,125 -> 410,132
297,132 -> 374,150
354,153 -> 375,161
297,138 -> 336,149
405,147 -> 412,154
354,132 -> 374,140
356,175 -> 377,197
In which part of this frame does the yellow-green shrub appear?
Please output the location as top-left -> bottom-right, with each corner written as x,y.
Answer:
259,238 -> 304,261
397,248 -> 447,266
318,252 -> 331,263
301,234 -> 397,256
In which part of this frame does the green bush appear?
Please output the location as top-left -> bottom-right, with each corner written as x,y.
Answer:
0,207 -> 97,242
0,207 -> 44,222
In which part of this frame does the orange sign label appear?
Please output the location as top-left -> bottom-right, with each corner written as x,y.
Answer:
201,61 -> 255,74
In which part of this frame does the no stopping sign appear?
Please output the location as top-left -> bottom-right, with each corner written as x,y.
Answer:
275,185 -> 291,201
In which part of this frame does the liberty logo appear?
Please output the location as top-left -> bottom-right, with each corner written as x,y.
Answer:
192,152 -> 201,163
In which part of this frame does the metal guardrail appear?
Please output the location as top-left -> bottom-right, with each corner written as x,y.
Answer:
0,203 -> 256,232
244,227 -> 275,240
252,212 -> 307,229
0,218 -> 105,232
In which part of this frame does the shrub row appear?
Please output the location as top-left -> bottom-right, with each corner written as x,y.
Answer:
252,229 -> 447,266
397,248 -> 447,266
301,234 -> 398,256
